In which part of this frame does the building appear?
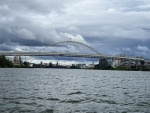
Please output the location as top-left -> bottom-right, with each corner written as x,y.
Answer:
88,64 -> 95,69
120,54 -> 126,64
13,56 -> 22,65
113,54 -> 128,67
114,58 -> 120,66
76,64 -> 86,69
99,58 -> 109,67
135,56 -> 144,66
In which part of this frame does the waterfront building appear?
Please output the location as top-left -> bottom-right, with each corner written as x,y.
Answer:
29,63 -> 33,67
76,64 -> 86,69
120,54 -> 126,64
135,56 -> 144,66
114,58 -> 120,66
88,64 -> 95,69
113,54 -> 129,68
99,58 -> 109,67
13,56 -> 22,65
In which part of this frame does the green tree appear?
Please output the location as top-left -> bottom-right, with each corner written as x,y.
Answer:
0,55 -> 13,67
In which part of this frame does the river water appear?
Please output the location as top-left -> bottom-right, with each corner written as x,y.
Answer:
0,69 -> 150,113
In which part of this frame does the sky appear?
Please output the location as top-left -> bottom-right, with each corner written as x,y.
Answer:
0,0 -> 150,64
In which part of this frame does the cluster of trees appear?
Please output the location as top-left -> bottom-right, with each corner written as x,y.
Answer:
0,55 -> 13,67
0,55 -> 30,68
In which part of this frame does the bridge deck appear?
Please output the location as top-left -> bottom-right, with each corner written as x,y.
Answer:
0,51 -> 148,61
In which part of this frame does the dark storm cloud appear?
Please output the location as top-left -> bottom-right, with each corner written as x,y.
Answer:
0,44 -> 15,51
0,0 -> 150,62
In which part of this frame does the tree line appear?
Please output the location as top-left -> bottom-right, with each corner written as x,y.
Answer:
0,55 -> 13,67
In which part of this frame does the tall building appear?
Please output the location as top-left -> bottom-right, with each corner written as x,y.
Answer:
120,54 -> 126,64
13,56 -> 22,65
99,58 -> 109,67
114,54 -> 126,67
135,56 -> 144,66
114,58 -> 120,66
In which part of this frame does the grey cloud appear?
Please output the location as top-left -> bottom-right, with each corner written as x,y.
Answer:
137,45 -> 150,52
0,43 -> 18,51
0,0 -> 150,61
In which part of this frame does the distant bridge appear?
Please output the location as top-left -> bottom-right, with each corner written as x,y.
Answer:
0,51 -> 147,61
0,40 -> 150,68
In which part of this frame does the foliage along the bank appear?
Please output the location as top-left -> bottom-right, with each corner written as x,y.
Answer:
0,55 -> 13,67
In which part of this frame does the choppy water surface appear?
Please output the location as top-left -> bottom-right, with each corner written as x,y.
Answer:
0,69 -> 150,113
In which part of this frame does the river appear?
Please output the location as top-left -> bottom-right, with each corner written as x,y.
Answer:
0,68 -> 150,113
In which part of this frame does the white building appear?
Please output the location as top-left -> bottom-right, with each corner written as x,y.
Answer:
88,64 -> 95,69
13,56 -> 22,65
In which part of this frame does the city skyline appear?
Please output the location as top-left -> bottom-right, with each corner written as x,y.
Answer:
0,0 -> 150,64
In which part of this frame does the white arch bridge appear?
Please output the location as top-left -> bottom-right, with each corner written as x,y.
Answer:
0,51 -> 146,60
0,41 -> 149,67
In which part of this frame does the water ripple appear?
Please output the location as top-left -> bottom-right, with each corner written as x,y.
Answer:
40,109 -> 54,113
0,69 -> 150,113
67,91 -> 83,95
60,99 -> 85,104
47,98 -> 60,101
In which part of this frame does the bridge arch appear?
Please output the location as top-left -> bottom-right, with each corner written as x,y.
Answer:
38,40 -> 101,55
38,40 -> 113,67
